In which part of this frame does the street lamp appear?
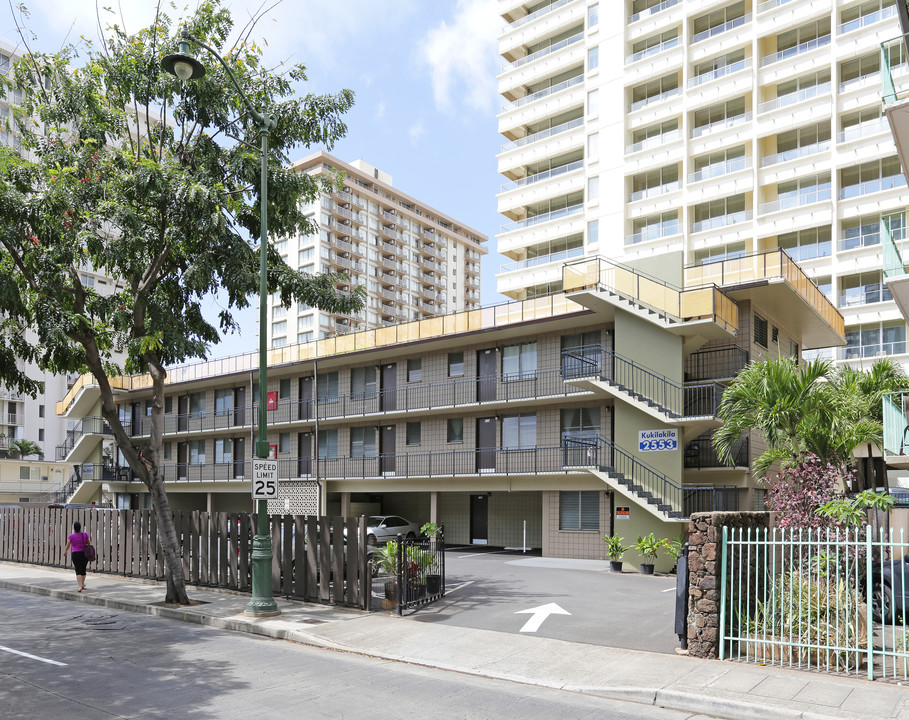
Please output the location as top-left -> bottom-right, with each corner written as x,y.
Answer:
163,31 -> 279,617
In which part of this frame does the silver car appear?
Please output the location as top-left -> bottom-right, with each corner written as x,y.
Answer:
366,515 -> 421,546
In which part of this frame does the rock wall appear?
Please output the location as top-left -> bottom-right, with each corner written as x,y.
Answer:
686,511 -> 769,659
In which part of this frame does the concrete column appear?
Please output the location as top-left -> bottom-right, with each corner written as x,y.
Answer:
340,491 -> 351,517
430,491 -> 439,523
207,492 -> 213,514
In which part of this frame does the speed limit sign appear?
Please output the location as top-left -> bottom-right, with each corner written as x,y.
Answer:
251,458 -> 279,499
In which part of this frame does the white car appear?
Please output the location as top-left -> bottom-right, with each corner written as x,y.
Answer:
366,515 -> 421,546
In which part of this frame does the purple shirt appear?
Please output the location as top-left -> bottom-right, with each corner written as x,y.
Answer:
69,532 -> 90,552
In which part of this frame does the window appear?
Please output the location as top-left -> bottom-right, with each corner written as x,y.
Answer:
276,432 -> 289,454
588,3 -> 598,27
298,315 -> 313,330
559,491 -> 599,530
215,438 -> 232,464
319,429 -> 339,458
560,407 -> 601,442
693,242 -> 746,265
503,342 -> 537,379
587,220 -> 598,245
38,429 -> 44,441
447,418 -> 464,443
19,466 -> 30,481
588,46 -> 599,71
406,422 -> 421,446
448,352 -> 464,377
588,175 -> 600,201
407,358 -> 422,383
165,396 -> 173,414
279,379 -> 291,399
273,305 -> 287,319
779,226 -> 832,260
502,413 -> 536,449
189,439 -> 205,465
38,405 -> 44,418
272,320 -> 287,336
164,442 -> 173,460
630,211 -> 678,244
351,366 -> 378,398
189,392 -> 205,418
317,372 -> 339,401
350,426 -> 377,458
844,321 -> 906,359
789,340 -> 799,359
772,326 -> 779,344
587,89 -> 599,116
754,313 -> 768,348
691,193 -> 747,232
588,132 -> 599,160
839,271 -> 891,307
214,389 -> 233,417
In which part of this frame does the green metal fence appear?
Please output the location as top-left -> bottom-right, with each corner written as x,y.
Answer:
720,525 -> 909,680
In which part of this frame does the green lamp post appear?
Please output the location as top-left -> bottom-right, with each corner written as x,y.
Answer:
163,31 -> 279,617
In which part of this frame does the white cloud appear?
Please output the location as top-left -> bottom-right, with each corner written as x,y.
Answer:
408,119 -> 425,144
417,0 -> 500,114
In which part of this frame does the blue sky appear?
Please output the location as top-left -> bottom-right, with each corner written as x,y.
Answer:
8,0 -> 506,359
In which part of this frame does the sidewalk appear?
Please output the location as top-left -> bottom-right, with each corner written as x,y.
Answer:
1,561 -> 906,720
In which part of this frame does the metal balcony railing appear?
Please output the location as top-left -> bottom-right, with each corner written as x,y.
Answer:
561,347 -> 725,418
685,345 -> 749,382
684,431 -> 748,469
55,416 -> 114,461
682,486 -> 739,516
46,463 -> 119,505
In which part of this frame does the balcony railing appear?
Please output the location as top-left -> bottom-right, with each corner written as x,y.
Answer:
628,180 -> 680,202
125,368 -> 591,437
506,32 -> 584,71
625,225 -> 681,246
839,341 -> 906,361
690,210 -> 752,233
758,82 -> 830,114
682,487 -> 739,516
629,0 -> 679,24
689,157 -> 749,184
500,203 -> 584,233
500,159 -> 584,192
625,129 -> 681,155
689,58 -> 750,88
839,175 -> 907,200
55,416 -> 113,461
760,34 -> 830,67
691,14 -> 750,44
500,117 -> 583,152
761,140 -> 830,167
499,245 -> 584,273
562,255 -> 739,334
561,347 -> 725,419
627,36 -> 680,65
683,249 -> 845,338
837,118 -> 889,144
690,112 -> 751,138
684,431 -> 748,470
883,391 -> 909,456
685,345 -> 749,382
502,75 -> 584,112
757,0 -> 794,13
509,0 -> 574,29
629,86 -> 682,113
838,5 -> 896,35
758,187 -> 831,214
46,463 -> 119,505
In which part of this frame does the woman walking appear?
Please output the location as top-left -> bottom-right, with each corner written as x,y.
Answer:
63,521 -> 91,592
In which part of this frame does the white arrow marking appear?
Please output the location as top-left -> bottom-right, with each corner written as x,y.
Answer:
515,602 -> 571,633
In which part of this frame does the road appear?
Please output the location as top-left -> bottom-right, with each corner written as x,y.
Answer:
1,589 -> 716,720
407,548 -> 680,654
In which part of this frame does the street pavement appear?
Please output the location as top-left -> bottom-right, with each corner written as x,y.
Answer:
1,560 -> 907,720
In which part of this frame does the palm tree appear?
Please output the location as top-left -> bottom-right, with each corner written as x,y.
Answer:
713,356 -> 908,482
8,439 -> 43,459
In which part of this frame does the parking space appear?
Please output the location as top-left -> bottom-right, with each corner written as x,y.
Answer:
405,547 -> 682,655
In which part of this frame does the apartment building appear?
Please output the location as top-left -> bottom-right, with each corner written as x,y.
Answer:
54,249 -> 843,564
267,152 -> 486,347
496,0 -> 906,370
0,38 -> 117,504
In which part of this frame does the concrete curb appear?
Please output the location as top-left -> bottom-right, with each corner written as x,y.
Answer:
0,576 -> 876,720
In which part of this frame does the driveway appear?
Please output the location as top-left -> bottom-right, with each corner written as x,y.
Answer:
406,547 -> 682,655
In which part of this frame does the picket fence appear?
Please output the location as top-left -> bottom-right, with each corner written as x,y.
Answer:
0,507 -> 369,609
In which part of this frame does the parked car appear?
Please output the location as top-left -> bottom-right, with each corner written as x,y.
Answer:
365,515 -> 421,546
871,552 -> 909,623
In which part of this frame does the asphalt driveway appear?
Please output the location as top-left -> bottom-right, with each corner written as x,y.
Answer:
406,547 -> 682,655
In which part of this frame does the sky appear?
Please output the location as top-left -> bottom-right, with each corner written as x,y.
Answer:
5,0 -> 507,360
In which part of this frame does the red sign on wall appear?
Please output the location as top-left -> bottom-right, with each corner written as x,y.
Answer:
269,444 -> 278,460
266,391 -> 278,411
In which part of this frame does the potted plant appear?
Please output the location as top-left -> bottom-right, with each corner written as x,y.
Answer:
635,533 -> 665,575
372,540 -> 400,609
602,534 -> 630,572
420,522 -> 443,595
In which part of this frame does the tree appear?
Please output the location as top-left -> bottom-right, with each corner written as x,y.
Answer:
0,2 -> 364,603
713,356 -> 909,483
8,439 -> 43,459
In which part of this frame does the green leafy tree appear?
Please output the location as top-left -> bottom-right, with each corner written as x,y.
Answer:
0,2 -> 364,603
714,357 -> 909,483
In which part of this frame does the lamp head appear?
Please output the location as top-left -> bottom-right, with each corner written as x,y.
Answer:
161,39 -> 206,81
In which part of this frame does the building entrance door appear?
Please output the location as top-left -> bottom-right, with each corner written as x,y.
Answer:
470,494 -> 488,545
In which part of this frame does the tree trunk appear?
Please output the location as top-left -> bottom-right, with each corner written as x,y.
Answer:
149,470 -> 190,604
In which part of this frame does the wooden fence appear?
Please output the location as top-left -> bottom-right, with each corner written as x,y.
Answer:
0,507 -> 370,609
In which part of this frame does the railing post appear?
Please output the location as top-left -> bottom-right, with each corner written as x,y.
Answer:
866,524 -> 874,680
719,525 -> 728,660
396,533 -> 404,616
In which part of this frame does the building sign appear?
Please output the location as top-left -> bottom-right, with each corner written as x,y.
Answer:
616,506 -> 630,520
638,429 -> 678,452
266,391 -> 278,411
